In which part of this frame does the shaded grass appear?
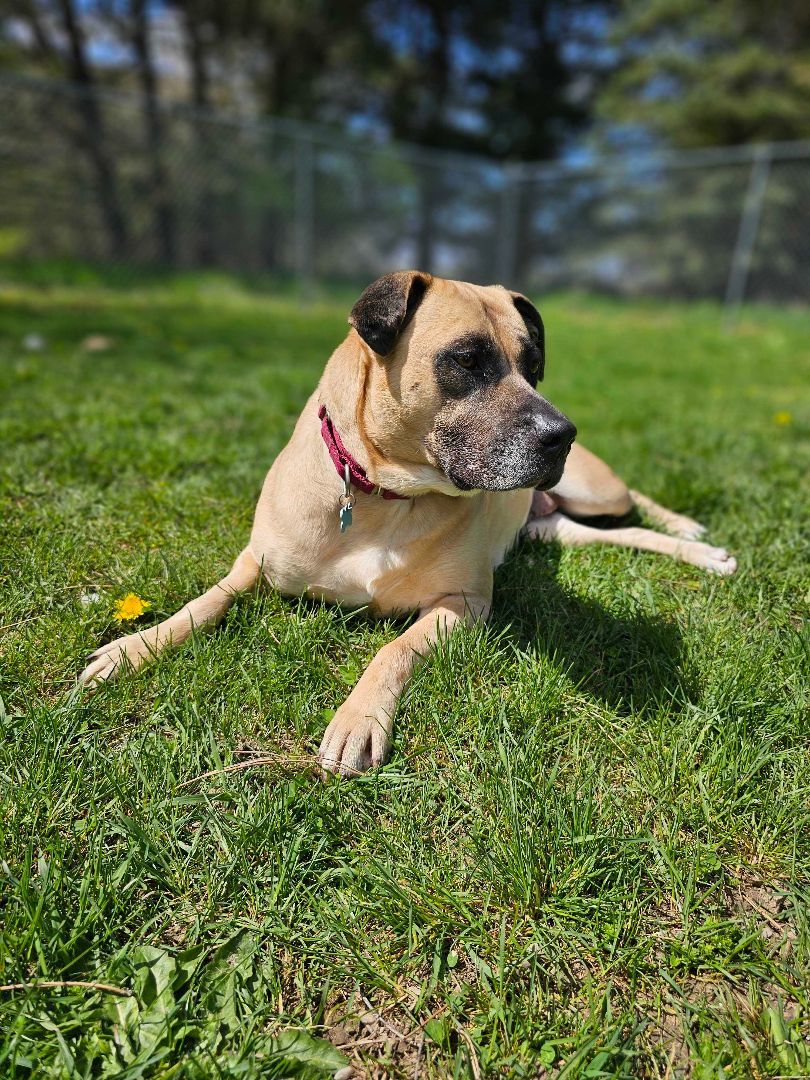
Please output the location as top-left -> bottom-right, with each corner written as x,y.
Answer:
0,270 -> 808,1077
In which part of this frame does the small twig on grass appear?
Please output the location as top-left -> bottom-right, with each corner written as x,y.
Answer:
0,613 -> 47,634
738,890 -> 785,933
455,1026 -> 482,1080
411,1031 -> 426,1079
178,755 -> 316,789
361,993 -> 409,1041
0,980 -> 131,997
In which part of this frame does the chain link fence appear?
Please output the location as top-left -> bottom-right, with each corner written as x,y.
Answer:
1,73 -> 808,311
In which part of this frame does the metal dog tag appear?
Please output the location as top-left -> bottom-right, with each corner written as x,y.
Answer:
339,463 -> 354,531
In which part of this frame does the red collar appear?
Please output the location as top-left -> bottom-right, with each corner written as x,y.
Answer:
318,405 -> 407,501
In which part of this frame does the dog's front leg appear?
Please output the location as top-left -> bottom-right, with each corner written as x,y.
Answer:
318,594 -> 490,777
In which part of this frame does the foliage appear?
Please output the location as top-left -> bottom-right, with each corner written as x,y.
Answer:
601,0 -> 810,147
1,0 -> 613,160
0,269 -> 808,1075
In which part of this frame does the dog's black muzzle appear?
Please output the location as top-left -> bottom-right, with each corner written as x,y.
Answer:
516,401 -> 577,491
434,387 -> 577,493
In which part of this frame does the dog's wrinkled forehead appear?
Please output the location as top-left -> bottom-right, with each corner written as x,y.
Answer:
348,271 -> 544,377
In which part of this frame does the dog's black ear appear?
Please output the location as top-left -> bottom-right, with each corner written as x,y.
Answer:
349,271 -> 432,357
510,291 -> 545,381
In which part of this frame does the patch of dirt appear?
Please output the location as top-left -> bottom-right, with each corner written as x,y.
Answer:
636,874 -> 804,1075
728,875 -> 799,966
322,991 -> 438,1079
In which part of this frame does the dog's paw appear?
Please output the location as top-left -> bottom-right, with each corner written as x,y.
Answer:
318,704 -> 392,778
682,541 -> 737,575
666,513 -> 707,540
78,635 -> 147,686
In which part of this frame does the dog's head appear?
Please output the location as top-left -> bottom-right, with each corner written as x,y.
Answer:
349,270 -> 576,493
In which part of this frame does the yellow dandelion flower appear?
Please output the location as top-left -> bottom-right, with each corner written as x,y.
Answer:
113,593 -> 151,622
773,411 -> 793,426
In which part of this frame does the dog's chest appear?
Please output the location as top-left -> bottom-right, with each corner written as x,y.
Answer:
313,542 -> 407,608
479,488 -> 535,572
258,485 -> 533,613
303,490 -> 531,610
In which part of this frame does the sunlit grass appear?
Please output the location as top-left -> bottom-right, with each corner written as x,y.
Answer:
1,269 -> 808,1076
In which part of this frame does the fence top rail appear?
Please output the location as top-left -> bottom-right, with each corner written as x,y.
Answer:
0,71 -> 500,176
515,141 -> 810,183
3,71 -> 810,183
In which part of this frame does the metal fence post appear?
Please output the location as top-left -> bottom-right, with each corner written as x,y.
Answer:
495,162 -> 520,287
723,144 -> 772,328
294,132 -> 315,300
7,74 -> 810,305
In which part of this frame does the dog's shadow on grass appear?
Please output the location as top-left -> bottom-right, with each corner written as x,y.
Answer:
491,538 -> 695,715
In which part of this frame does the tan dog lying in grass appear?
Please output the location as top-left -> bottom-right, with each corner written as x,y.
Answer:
80,272 -> 736,775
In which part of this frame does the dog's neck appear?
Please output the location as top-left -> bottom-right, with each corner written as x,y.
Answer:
319,334 -> 451,499
319,335 -> 374,471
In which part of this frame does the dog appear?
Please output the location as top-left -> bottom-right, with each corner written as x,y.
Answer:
79,272 -> 737,775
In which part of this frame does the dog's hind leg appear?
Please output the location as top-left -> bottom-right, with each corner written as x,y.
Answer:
551,443 -> 706,539
628,490 -> 706,540
78,547 -> 261,685
550,443 -> 634,519
525,512 -> 736,575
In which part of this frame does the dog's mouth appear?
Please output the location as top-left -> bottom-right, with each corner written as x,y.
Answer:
534,462 -> 568,492
444,446 -> 570,493
427,398 -> 576,495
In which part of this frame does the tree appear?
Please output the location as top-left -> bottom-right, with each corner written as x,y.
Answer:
1,0 -> 619,277
7,0 -> 131,256
595,0 -> 810,302
101,0 -> 179,263
357,0 -> 615,271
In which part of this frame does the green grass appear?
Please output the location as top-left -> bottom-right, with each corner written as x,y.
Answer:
1,268 -> 808,1078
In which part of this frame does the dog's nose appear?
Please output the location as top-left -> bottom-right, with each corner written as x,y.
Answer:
537,415 -> 577,452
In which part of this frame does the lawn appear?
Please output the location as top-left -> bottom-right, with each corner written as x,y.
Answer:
0,269 -> 808,1078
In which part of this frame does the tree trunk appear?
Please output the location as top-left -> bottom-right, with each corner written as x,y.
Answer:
56,0 -> 129,259
131,0 -> 177,264
182,8 -> 216,266
512,181 -> 535,286
413,0 -> 451,274
416,166 -> 436,271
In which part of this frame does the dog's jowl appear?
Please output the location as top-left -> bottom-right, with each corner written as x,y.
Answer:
80,272 -> 736,776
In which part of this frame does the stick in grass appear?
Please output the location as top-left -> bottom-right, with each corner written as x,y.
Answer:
0,980 -> 131,997
177,754 -> 316,789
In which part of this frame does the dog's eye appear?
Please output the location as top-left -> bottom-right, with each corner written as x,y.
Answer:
454,353 -> 477,369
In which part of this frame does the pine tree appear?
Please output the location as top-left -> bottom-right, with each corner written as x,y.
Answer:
601,0 -> 810,147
